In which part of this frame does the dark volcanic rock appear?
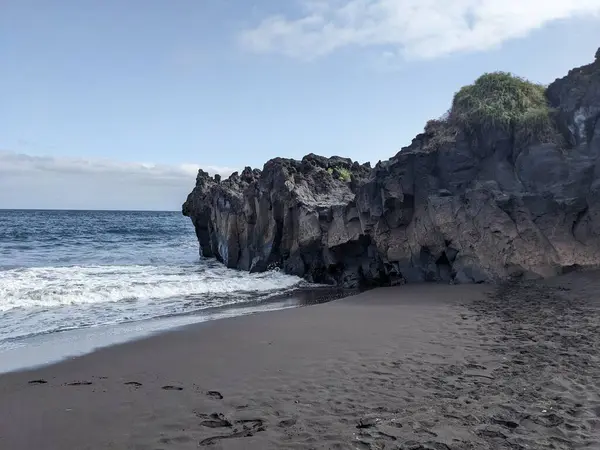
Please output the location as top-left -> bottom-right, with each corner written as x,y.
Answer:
183,154 -> 375,286
183,49 -> 600,288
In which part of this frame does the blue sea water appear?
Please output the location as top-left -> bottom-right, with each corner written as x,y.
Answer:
0,210 -> 303,351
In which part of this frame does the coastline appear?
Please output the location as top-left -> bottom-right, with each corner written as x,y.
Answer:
0,286 -> 350,375
1,273 -> 599,449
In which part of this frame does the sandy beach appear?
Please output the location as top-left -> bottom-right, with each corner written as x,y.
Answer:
1,272 -> 599,450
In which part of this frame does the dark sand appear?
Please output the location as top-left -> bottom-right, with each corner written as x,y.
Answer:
1,272 -> 599,449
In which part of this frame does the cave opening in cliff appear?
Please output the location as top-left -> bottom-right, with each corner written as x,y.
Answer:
435,252 -> 453,282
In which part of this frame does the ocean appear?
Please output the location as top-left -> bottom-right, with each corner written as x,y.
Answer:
0,210 -> 308,372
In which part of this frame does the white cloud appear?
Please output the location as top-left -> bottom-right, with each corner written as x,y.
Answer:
239,0 -> 600,60
0,151 -> 235,210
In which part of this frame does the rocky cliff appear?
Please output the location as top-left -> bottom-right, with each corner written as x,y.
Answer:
183,49 -> 600,287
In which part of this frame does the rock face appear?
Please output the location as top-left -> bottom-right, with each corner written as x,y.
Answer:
183,49 -> 600,287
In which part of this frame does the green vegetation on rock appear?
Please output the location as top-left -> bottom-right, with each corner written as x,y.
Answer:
423,71 -> 562,150
422,117 -> 459,152
337,167 -> 352,182
450,72 -> 549,132
327,166 -> 352,182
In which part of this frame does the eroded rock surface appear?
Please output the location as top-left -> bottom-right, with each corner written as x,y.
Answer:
183,49 -> 600,287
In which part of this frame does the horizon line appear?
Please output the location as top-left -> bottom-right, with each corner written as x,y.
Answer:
0,208 -> 181,213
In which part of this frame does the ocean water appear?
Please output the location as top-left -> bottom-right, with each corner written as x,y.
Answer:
0,210 -> 304,356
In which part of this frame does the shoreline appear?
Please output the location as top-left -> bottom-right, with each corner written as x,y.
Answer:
1,273 -> 599,449
0,285 -> 352,375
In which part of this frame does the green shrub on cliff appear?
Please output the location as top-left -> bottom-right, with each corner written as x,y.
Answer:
515,105 -> 562,147
424,71 -> 562,149
450,72 -> 549,131
336,167 -> 352,182
453,72 -> 563,146
327,166 -> 352,182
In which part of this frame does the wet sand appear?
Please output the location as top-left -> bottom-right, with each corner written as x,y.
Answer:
0,272 -> 599,449
0,286 -> 351,374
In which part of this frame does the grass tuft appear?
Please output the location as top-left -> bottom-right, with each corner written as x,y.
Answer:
450,72 -> 549,131
327,166 -> 352,182
422,71 -> 561,149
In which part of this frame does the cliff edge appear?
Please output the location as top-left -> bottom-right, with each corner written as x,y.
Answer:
183,48 -> 600,287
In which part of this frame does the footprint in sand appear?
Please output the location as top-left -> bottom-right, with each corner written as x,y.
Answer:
237,419 -> 265,431
28,379 -> 48,385
161,385 -> 183,391
199,430 -> 251,446
198,418 -> 266,446
206,390 -> 223,399
278,419 -> 297,428
199,413 -> 232,428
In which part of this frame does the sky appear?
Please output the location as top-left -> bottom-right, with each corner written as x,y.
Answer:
2,0 -> 600,210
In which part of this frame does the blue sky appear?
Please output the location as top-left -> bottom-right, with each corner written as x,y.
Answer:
2,0 -> 600,210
